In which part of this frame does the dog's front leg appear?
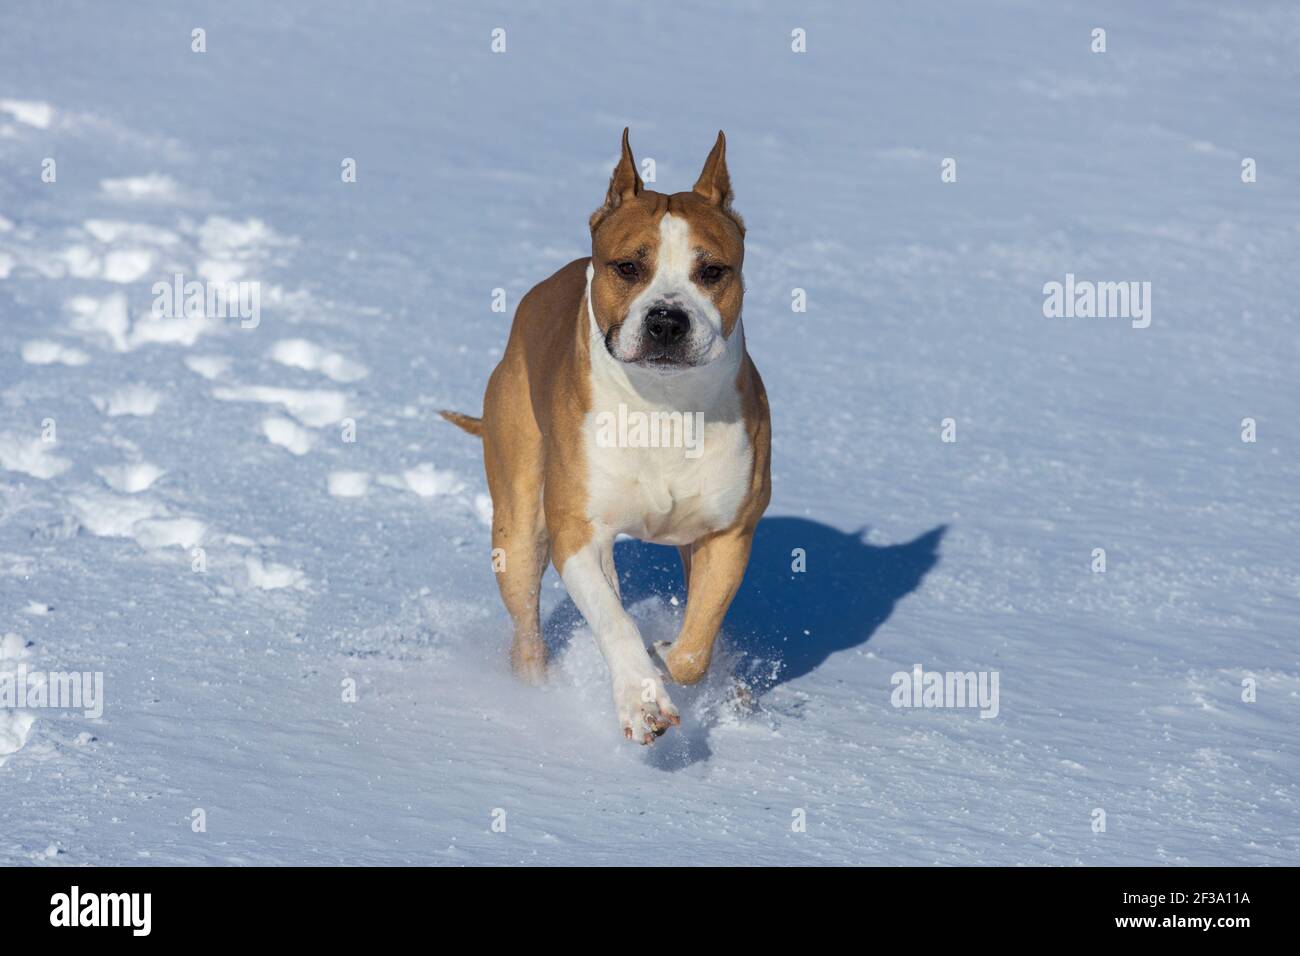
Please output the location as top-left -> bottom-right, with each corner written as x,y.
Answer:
658,524 -> 755,685
554,525 -> 680,744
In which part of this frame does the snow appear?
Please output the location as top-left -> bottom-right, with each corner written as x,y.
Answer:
270,339 -> 369,384
94,462 -> 165,495
0,98 -> 52,130
0,0 -> 1297,865
326,471 -> 371,499
98,174 -> 180,204
91,384 -> 162,418
20,340 -> 90,367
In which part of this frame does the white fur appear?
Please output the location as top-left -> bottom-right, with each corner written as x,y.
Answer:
612,214 -> 728,366
558,540 -> 678,739
563,251 -> 751,737
584,258 -> 751,546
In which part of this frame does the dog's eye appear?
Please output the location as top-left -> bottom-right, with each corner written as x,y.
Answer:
614,261 -> 640,280
700,264 -> 727,283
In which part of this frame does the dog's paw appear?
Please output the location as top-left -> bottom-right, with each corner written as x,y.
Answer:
613,673 -> 680,745
510,647 -> 547,686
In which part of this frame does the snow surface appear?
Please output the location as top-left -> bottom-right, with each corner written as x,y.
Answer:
1,0 -> 1297,865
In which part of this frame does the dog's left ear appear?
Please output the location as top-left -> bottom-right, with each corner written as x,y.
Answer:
693,131 -> 743,233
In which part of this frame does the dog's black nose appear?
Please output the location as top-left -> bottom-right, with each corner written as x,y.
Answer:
645,306 -> 690,347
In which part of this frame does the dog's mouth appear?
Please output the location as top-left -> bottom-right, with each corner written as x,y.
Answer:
637,352 -> 689,370
628,347 -> 695,372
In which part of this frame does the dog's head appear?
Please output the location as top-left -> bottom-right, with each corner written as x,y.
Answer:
587,129 -> 745,371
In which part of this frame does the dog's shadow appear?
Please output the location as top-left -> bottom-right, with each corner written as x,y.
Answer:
543,516 -> 945,767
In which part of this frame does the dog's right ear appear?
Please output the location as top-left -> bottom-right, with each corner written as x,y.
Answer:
590,128 -> 642,233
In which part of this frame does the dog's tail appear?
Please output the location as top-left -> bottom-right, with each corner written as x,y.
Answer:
439,409 -> 484,437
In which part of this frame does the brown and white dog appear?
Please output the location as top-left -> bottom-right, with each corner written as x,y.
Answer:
442,130 -> 771,744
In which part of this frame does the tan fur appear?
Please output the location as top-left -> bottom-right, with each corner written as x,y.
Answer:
444,130 -> 772,735
438,410 -> 483,436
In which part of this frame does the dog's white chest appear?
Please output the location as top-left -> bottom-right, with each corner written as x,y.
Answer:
582,388 -> 751,546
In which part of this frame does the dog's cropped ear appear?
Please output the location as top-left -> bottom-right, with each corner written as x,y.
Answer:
693,130 -> 743,233
590,128 -> 643,233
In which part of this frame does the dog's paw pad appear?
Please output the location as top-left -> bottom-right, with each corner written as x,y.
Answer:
615,675 -> 679,745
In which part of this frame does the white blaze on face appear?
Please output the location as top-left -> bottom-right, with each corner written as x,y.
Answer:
620,213 -> 727,365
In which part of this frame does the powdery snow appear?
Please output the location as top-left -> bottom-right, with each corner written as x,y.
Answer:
0,0 -> 1295,866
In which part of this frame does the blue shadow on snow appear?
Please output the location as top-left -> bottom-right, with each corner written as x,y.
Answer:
543,516 -> 946,692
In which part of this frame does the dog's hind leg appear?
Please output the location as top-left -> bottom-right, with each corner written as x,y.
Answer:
484,438 -> 549,683
481,367 -> 550,683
